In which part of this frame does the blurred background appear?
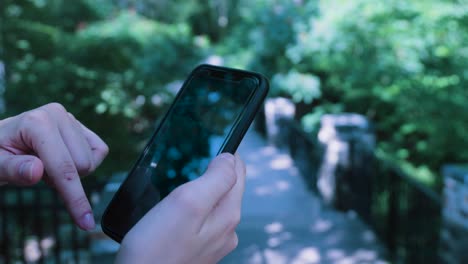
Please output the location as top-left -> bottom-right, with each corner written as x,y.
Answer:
1,0 -> 467,263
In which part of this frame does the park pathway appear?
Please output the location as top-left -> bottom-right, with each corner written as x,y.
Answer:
220,128 -> 387,264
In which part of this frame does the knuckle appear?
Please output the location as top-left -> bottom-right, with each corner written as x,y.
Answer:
227,211 -> 241,232
58,161 -> 78,181
93,143 -> 109,163
227,233 -> 239,252
67,112 -> 76,120
99,143 -> 109,157
223,168 -> 237,187
75,159 -> 93,176
170,186 -> 205,216
20,109 -> 51,128
68,195 -> 89,211
44,102 -> 67,113
232,211 -> 241,226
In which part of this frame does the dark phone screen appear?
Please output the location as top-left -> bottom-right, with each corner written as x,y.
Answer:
115,71 -> 257,229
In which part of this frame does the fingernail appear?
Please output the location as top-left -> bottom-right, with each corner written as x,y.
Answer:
19,162 -> 34,182
79,213 -> 95,231
219,153 -> 235,163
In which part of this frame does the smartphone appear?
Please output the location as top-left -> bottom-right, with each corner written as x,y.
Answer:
101,64 -> 269,242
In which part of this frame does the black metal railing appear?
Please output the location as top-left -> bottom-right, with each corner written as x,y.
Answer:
372,157 -> 441,263
0,181 -> 105,264
288,121 -> 322,192
285,119 -> 442,263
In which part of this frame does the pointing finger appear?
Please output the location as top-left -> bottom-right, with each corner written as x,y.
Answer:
19,111 -> 95,230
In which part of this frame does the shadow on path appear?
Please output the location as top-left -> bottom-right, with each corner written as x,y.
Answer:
221,128 -> 388,264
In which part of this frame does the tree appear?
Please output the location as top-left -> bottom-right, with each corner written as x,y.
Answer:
284,0 -> 468,186
1,0 -> 206,177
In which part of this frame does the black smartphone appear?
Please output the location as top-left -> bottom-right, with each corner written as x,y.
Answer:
101,64 -> 269,242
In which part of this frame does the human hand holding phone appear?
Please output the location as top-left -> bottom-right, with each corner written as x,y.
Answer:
115,153 -> 246,264
101,65 -> 268,241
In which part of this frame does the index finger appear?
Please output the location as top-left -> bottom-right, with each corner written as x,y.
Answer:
25,119 -> 95,231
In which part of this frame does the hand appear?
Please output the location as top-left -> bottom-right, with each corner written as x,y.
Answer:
0,103 -> 109,230
115,153 -> 246,264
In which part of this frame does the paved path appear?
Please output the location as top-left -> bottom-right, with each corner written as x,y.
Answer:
221,129 -> 387,264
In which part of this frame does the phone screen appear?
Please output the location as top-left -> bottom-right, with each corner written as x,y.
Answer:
103,67 -> 264,239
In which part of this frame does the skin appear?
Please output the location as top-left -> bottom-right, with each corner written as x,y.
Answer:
115,152 -> 246,264
0,103 -> 246,263
0,103 -> 109,230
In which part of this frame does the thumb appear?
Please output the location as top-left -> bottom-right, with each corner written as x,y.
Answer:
187,153 -> 238,212
0,153 -> 44,186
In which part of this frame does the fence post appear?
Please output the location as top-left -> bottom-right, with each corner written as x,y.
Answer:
264,97 -> 295,149
316,114 -> 375,220
439,165 -> 468,263
387,169 -> 398,259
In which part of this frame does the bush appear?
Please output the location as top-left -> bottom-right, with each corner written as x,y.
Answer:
2,1 -> 207,177
219,0 -> 468,188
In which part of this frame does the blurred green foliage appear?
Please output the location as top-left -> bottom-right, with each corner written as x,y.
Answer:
221,0 -> 468,188
1,0 -> 206,177
1,0 -> 467,188
285,0 -> 468,187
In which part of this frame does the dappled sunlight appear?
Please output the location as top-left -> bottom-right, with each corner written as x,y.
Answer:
271,232 -> 293,247
235,243 -> 383,264
267,237 -> 282,248
225,130 -> 387,263
324,231 -> 345,246
246,164 -> 261,179
264,249 -> 288,264
245,145 -> 276,162
291,247 -> 321,264
260,146 -> 278,156
265,222 -> 284,234
23,236 -> 56,262
326,249 -> 346,261
275,180 -> 290,191
254,180 -> 292,197
254,186 -> 273,196
246,249 -> 263,264
24,238 -> 41,263
40,236 -> 55,257
353,249 -> 378,262
266,232 -> 293,248
328,248 -> 381,264
310,218 -> 333,233
269,155 -> 293,170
